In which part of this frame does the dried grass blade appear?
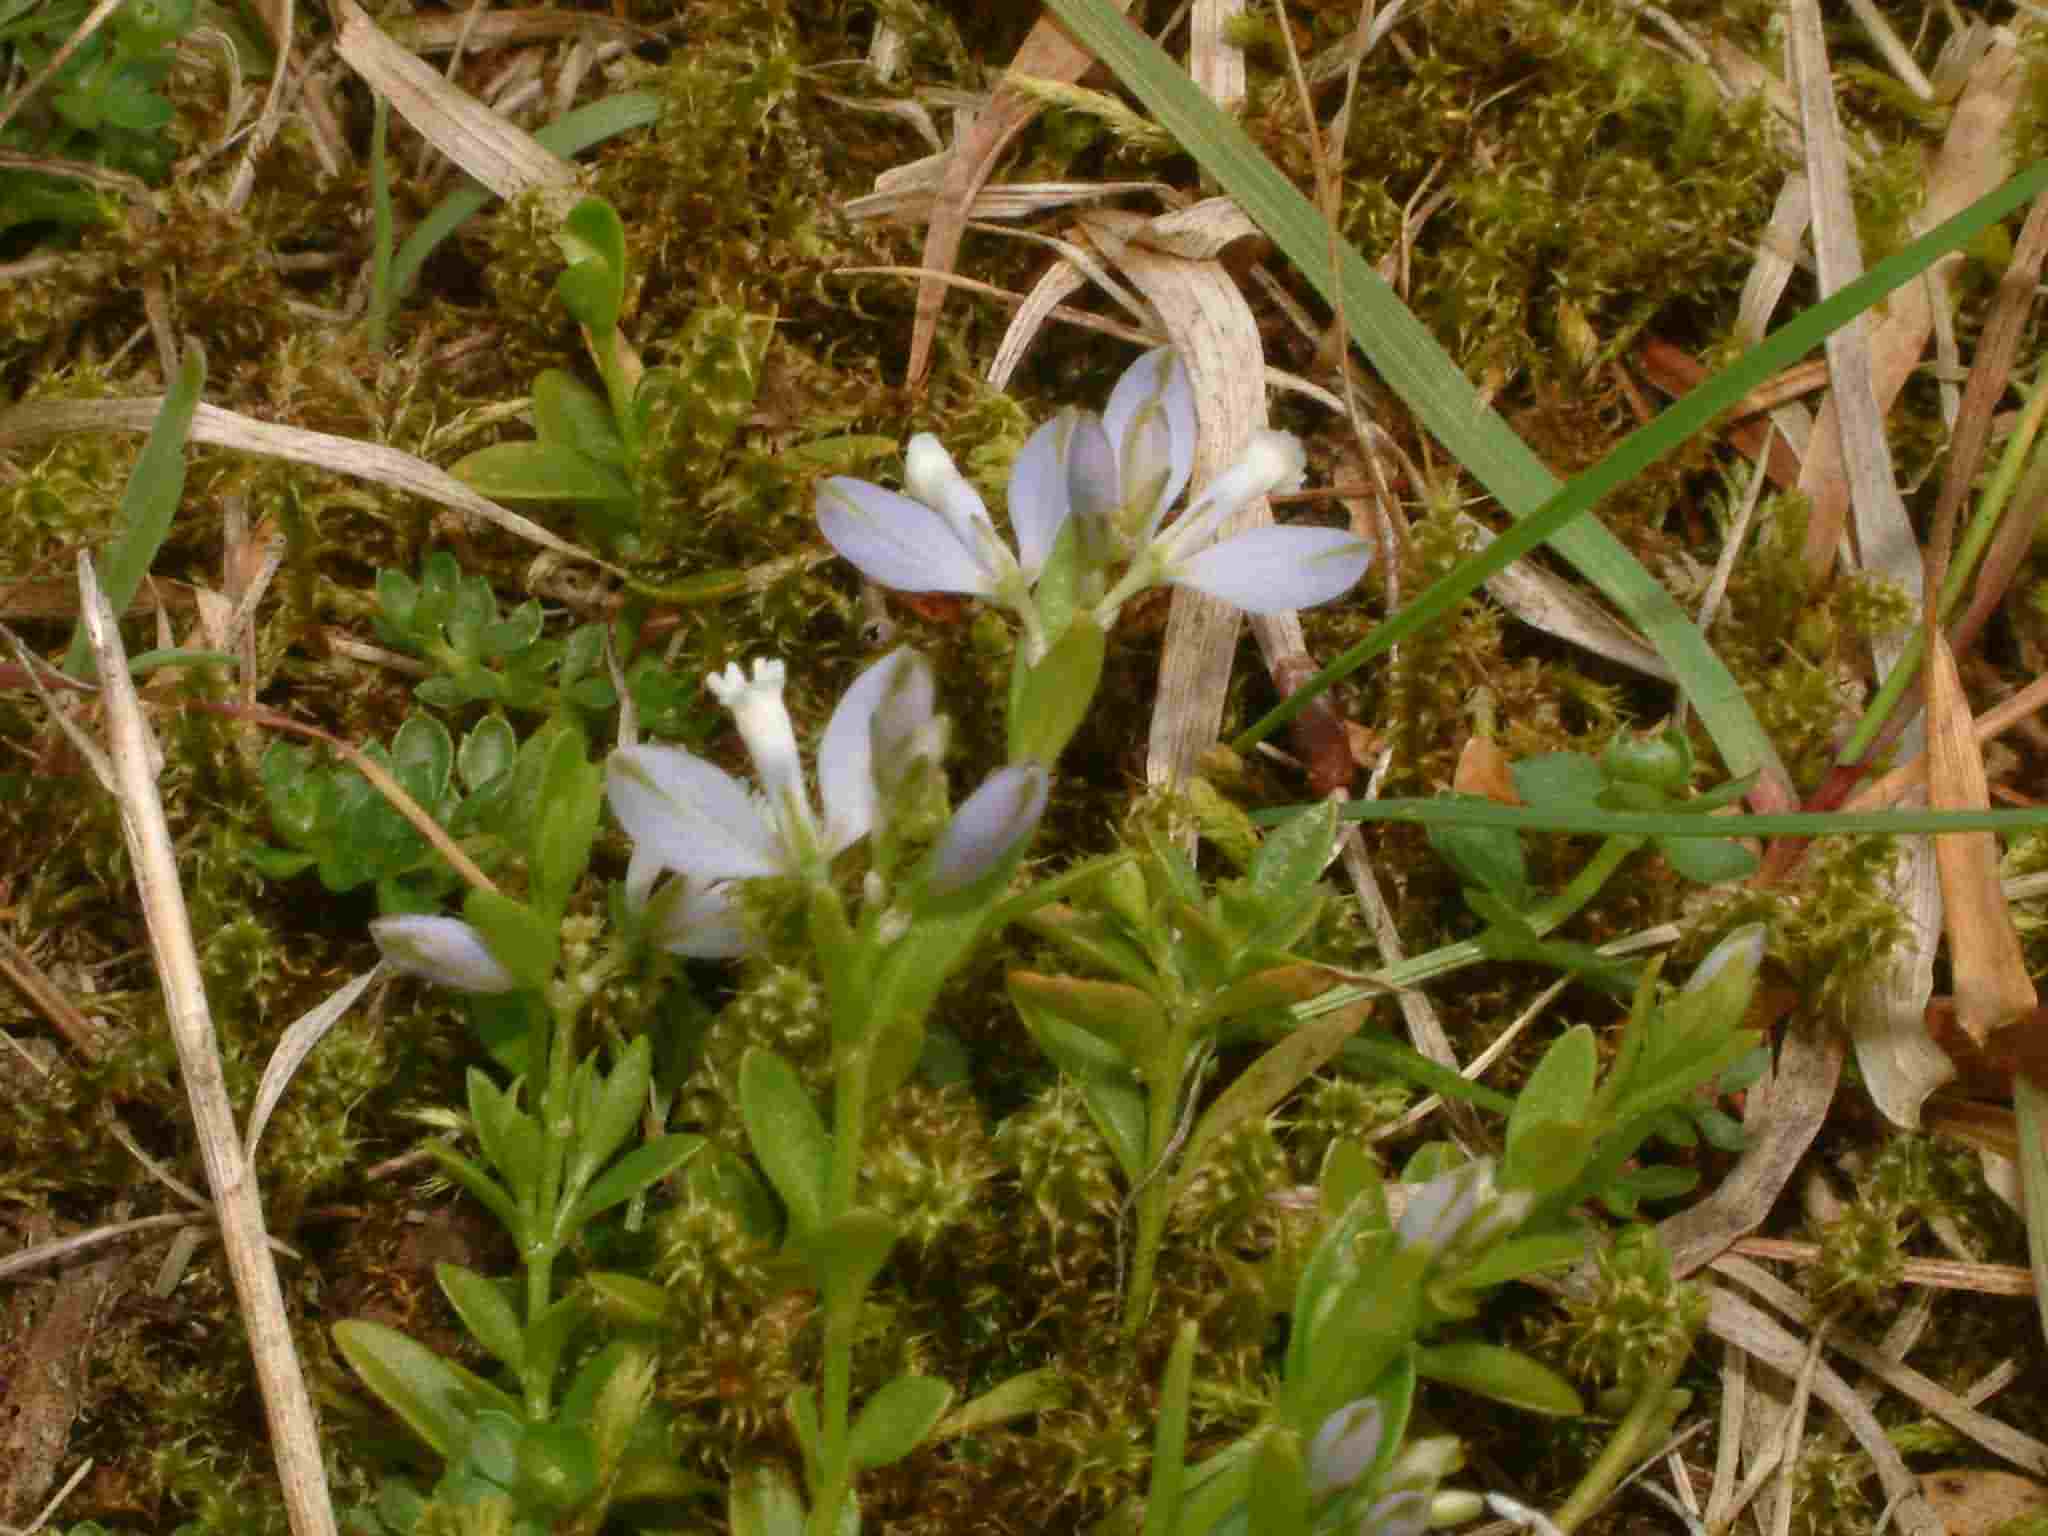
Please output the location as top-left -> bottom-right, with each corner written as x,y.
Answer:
0,397 -> 620,574
76,554 -> 338,1536
331,0 -> 578,213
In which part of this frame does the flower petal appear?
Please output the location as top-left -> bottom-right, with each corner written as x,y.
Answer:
1007,414 -> 1075,578
817,648 -> 927,852
906,434 -> 1019,587
1154,429 -> 1307,564
646,876 -> 750,958
607,745 -> 784,880
818,477 -> 998,596
1103,348 -> 1196,528
1168,525 -> 1371,613
371,915 -> 518,993
927,762 -> 1049,895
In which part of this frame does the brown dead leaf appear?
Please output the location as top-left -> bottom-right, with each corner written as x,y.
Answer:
903,8 -> 1132,388
1920,1468 -> 2048,1536
1451,736 -> 1518,804
1926,631 -> 2037,1046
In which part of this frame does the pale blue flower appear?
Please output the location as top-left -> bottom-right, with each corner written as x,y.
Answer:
371,914 -> 518,993
1397,1159 -> 1530,1264
925,761 -> 1050,896
607,648 -> 934,885
817,348 -> 1372,637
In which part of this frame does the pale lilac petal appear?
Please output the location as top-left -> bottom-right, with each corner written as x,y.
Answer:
1308,1401 -> 1383,1498
371,915 -> 518,993
866,649 -> 943,801
1168,526 -> 1371,613
1008,415 -> 1074,578
624,845 -> 665,911
646,876 -> 750,958
1103,348 -> 1196,521
1065,412 -> 1118,528
817,648 -> 926,853
606,745 -> 784,880
1685,923 -> 1766,995
1154,430 -> 1308,564
818,477 -> 997,596
905,435 -> 1019,588
927,762 -> 1049,895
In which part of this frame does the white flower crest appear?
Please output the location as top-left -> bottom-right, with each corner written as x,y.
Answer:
607,648 -> 934,886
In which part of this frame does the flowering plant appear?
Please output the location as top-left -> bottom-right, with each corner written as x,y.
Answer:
818,349 -> 1371,710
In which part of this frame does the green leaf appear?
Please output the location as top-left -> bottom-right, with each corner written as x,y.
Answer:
1140,1322 -> 1199,1536
391,714 -> 454,813
333,1319 -> 516,1460
564,1035 -> 653,1200
513,1421 -> 600,1513
1163,996 -> 1372,1215
1502,1117 -> 1596,1199
1507,1025 -> 1596,1159
426,1144 -> 524,1243
1193,965 -> 1339,1035
1078,1076 -> 1150,1185
559,1133 -> 703,1234
728,1462 -> 809,1536
1428,815 -> 1530,907
529,728 -> 601,918
1658,832 -> 1759,885
1020,904 -> 1158,988
66,340 -> 204,679
584,1270 -> 674,1328
794,1207 -> 899,1317
449,439 -> 633,505
459,715 -> 518,792
1414,1340 -> 1582,1416
1245,802 -> 1337,917
434,1263 -> 523,1373
1006,971 -> 1169,1085
737,1049 -> 830,1236
846,1375 -> 954,1471
555,196 -> 627,335
461,886 -> 557,993
930,1368 -> 1072,1439
1008,616 -> 1107,764
1453,1229 -> 1586,1291
532,369 -> 625,466
1246,1426 -> 1310,1536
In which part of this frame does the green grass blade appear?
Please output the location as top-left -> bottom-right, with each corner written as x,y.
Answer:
1267,798 -> 2048,839
64,341 -> 206,679
385,91 -> 665,308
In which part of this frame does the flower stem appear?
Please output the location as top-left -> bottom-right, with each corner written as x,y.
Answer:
1550,1306 -> 1698,1532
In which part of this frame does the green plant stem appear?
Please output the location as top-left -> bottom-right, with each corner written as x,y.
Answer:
2014,1074 -> 2048,1348
1292,834 -> 1640,1028
808,1301 -> 858,1536
1121,1012 -> 1196,1340
806,1019 -> 876,1536
1550,1309 -> 1699,1533
523,986 -> 581,1417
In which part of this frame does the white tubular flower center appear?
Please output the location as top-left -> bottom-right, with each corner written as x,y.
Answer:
709,659 -> 818,860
